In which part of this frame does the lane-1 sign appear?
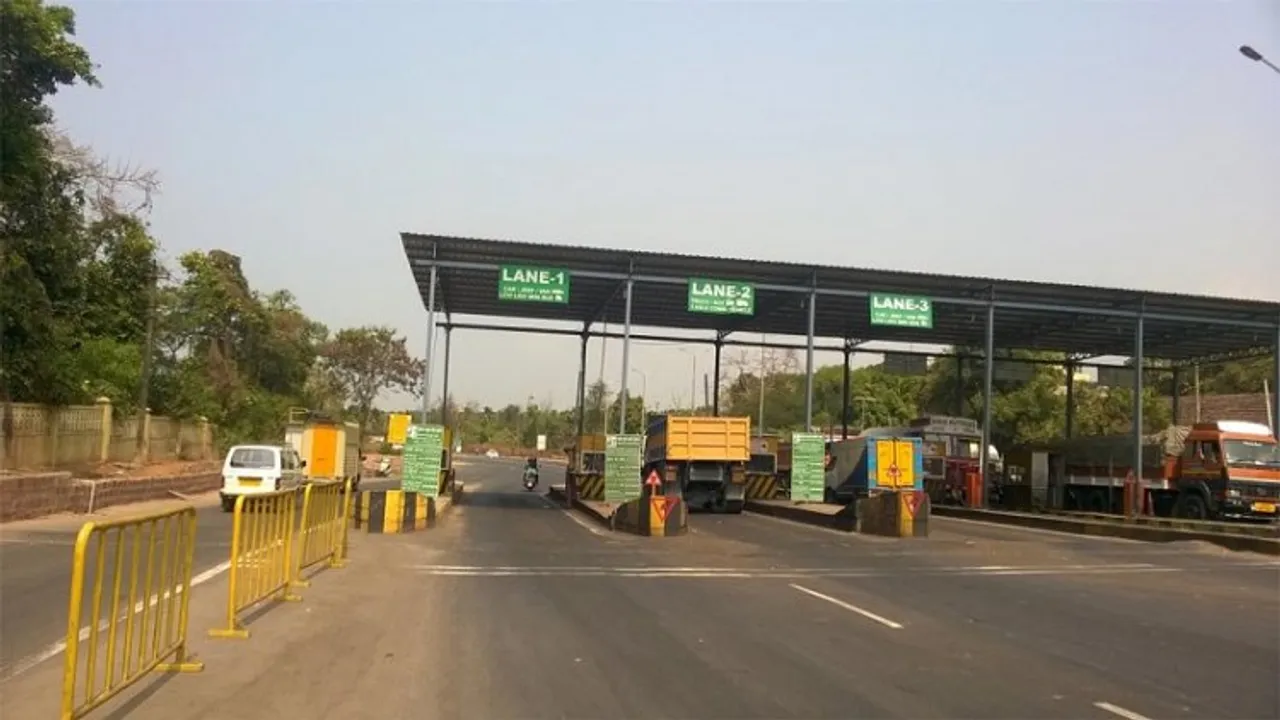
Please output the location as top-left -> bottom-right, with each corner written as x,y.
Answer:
869,293 -> 933,329
499,265 -> 570,304
687,278 -> 755,315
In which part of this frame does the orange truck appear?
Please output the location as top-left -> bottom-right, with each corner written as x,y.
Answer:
1045,420 -> 1280,521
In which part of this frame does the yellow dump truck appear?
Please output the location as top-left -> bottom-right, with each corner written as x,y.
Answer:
285,410 -> 362,491
644,414 -> 751,513
563,434 -> 607,500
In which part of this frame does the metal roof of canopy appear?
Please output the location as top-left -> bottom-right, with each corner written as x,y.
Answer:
401,233 -> 1280,364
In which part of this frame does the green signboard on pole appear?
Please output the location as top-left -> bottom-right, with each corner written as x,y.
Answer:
687,278 -> 755,315
790,432 -> 826,503
869,293 -> 933,329
604,434 -> 644,504
402,424 -> 444,496
498,265 -> 570,304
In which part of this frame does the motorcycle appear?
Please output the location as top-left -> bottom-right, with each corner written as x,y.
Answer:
522,458 -> 540,491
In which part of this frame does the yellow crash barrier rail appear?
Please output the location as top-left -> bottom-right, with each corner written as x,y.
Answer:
61,506 -> 203,720
208,489 -> 301,640
294,479 -> 351,586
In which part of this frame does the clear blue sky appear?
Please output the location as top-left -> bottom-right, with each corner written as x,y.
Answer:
53,0 -> 1280,411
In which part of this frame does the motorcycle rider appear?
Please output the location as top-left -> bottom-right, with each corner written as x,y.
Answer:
523,456 -> 539,487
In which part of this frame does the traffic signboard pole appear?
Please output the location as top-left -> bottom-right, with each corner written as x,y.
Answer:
619,277 -> 634,434
804,287 -> 816,432
441,325 -> 452,427
422,264 -> 437,422
979,293 -> 994,509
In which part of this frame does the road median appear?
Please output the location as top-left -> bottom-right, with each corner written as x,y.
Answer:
932,505 -> 1280,555
0,470 -> 222,524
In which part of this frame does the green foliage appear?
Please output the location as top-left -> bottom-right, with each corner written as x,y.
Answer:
318,326 -> 423,433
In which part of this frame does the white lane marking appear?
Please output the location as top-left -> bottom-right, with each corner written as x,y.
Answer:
1094,701 -> 1154,720
538,493 -> 607,536
789,583 -> 904,630
402,562 -> 1256,579
1,560 -> 231,682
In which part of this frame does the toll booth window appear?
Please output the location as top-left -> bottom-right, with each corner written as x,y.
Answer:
229,448 -> 276,469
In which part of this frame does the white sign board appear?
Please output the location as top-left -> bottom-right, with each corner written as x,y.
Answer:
536,434 -> 547,451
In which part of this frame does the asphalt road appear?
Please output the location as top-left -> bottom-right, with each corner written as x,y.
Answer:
4,458 -> 1278,719
0,476 -> 401,679
404,458 -> 1280,719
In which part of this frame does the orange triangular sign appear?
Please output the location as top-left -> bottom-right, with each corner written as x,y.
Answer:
651,496 -> 670,523
902,491 -> 922,518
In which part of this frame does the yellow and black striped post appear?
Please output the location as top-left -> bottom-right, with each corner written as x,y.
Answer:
352,490 -> 436,534
575,473 -> 605,501
743,473 -> 779,500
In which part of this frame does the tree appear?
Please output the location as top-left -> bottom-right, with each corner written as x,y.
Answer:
319,326 -> 423,432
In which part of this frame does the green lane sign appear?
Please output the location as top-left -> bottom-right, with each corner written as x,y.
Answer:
869,293 -> 933,329
402,423 -> 444,496
688,278 -> 755,315
790,432 -> 826,503
498,265 -> 570,304
604,434 -> 644,504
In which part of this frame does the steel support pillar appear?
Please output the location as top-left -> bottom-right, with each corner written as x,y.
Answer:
1272,320 -> 1280,435
1131,308 -> 1145,519
979,296 -> 995,508
804,290 -> 817,432
712,341 -> 722,416
570,331 -> 589,507
1170,366 -> 1181,426
841,343 -> 852,439
618,279 -> 634,434
1064,362 -> 1076,439
421,265 -> 437,422
575,333 -> 589,439
441,326 -> 452,427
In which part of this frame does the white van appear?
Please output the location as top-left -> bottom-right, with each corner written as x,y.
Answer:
220,444 -> 305,512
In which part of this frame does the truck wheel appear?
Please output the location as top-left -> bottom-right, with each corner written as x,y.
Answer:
1174,493 -> 1208,521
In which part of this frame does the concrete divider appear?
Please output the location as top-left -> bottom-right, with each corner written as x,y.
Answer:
547,485 -> 688,537
352,482 -> 464,534
745,491 -> 930,538
932,505 -> 1280,555
0,470 -> 222,523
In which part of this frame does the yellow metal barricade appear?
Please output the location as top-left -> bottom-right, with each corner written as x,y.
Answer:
208,489 -> 300,640
294,480 -> 351,586
61,506 -> 203,720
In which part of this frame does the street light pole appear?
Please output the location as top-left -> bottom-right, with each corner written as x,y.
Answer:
632,368 -> 647,429
1240,45 -> 1280,75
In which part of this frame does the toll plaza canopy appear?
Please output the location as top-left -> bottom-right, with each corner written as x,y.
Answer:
403,232 -> 1280,362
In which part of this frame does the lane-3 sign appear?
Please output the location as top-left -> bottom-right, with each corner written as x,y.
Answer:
498,265 -> 570,304
687,278 -> 755,315
869,293 -> 933,329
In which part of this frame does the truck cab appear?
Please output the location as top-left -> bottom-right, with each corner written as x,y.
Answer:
1169,421 -> 1280,520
